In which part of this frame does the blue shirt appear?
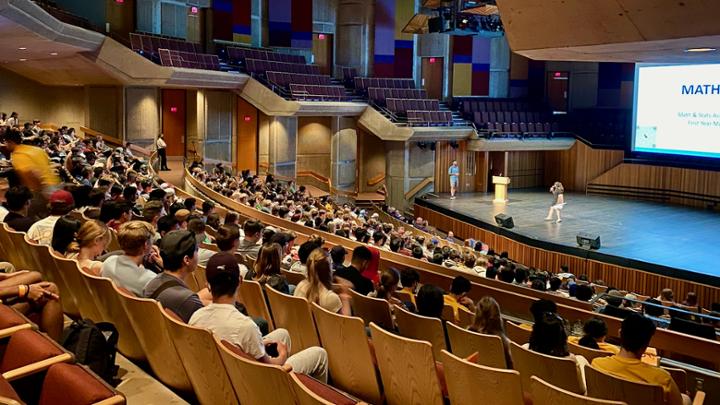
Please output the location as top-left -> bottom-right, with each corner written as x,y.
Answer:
448,165 -> 459,180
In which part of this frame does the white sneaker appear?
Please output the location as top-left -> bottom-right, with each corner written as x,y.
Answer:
556,219 -> 562,223
544,217 -> 553,221
450,196 -> 456,200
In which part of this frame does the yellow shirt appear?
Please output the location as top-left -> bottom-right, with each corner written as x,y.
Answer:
443,294 -> 466,323
592,355 -> 676,400
11,144 -> 59,190
399,287 -> 416,306
567,335 -> 620,355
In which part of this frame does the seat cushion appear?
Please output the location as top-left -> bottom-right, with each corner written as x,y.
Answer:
0,330 -> 65,373
294,373 -> 358,405
0,374 -> 21,402
0,306 -> 28,329
38,363 -> 116,405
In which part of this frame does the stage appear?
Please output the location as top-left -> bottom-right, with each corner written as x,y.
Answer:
416,191 -> 720,287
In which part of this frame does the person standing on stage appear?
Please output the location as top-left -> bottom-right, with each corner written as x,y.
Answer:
448,160 -> 459,200
545,181 -> 565,223
156,133 -> 169,171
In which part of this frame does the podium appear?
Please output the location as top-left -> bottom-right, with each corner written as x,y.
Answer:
492,176 -> 511,203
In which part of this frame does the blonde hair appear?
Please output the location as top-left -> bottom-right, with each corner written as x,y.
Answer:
76,220 -> 111,250
305,248 -> 332,305
117,221 -> 154,256
469,296 -> 505,336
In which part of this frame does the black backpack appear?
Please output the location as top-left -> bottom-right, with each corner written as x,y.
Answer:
61,319 -> 119,383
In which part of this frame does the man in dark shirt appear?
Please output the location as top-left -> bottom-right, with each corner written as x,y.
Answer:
3,185 -> 35,232
334,245 -> 374,295
143,230 -> 203,322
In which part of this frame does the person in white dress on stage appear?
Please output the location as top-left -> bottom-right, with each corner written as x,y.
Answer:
545,181 -> 565,223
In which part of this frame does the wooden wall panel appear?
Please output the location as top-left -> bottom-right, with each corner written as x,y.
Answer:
236,97 -> 258,172
507,151 -> 544,189
435,141 -> 482,193
161,89 -> 186,156
544,141 -> 624,191
590,163 -> 720,209
416,204 -> 720,309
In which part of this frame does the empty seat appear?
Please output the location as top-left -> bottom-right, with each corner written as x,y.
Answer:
445,322 -> 508,368
531,376 -> 626,405
348,289 -> 394,330
394,304 -> 447,360
1,329 -> 73,381
38,363 -> 126,405
441,350 -> 524,405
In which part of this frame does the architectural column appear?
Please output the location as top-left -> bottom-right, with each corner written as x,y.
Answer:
124,87 -> 160,149
385,141 -> 436,212
335,0 -> 374,77
489,36 -> 510,98
330,117 -> 357,193
267,116 -> 298,178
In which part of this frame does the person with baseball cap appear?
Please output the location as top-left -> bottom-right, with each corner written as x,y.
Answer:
189,251 -> 329,382
26,189 -> 75,245
143,230 -> 203,322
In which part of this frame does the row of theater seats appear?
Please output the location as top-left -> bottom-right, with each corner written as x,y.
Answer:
227,46 -> 306,65
129,32 -> 202,59
387,98 -> 439,115
0,304 -> 124,405
0,222 -> 362,405
368,87 -> 427,106
266,71 -> 331,88
460,98 -> 533,114
245,58 -> 320,76
158,49 -> 220,71
475,110 -> 548,127
408,110 -> 453,126
289,84 -> 347,101
486,121 -> 558,135
354,77 -> 416,91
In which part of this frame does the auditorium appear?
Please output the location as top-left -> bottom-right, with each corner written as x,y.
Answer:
0,0 -> 718,404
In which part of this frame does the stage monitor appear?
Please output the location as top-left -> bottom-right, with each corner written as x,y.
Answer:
632,63 -> 720,159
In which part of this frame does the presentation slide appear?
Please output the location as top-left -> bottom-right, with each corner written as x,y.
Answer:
633,63 -> 720,158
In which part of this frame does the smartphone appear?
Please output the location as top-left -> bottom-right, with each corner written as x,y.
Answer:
265,342 -> 279,357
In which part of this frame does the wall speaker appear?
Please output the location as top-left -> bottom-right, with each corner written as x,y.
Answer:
494,213 -> 514,229
577,232 -> 601,249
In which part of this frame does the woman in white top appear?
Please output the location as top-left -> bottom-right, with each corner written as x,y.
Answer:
66,220 -> 111,276
156,134 -> 169,171
294,248 -> 351,315
545,181 -> 565,223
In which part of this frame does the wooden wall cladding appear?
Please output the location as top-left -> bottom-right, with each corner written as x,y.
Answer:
434,141 -> 481,194
543,142 -> 624,192
416,204 -> 720,309
507,150 -> 544,189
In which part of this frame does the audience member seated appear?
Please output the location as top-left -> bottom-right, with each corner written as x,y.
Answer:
592,313 -> 690,405
333,245 -> 374,295
66,220 -> 111,276
27,190 -> 75,245
187,217 -> 215,266
329,245 -> 347,273
600,290 -> 634,319
237,219 -> 263,259
569,317 -> 618,354
215,224 -> 249,277
468,296 -> 513,368
368,268 -> 404,307
3,185 -> 35,232
527,312 -> 588,390
574,284 -> 594,302
416,284 -> 445,319
50,215 -> 81,255
399,268 -> 419,307
294,248 -> 351,315
189,253 -> 329,382
0,271 -> 62,340
101,221 -> 159,296
144,230 -> 203,322
658,288 -> 676,305
247,243 -> 291,294
290,238 -> 322,275
444,276 -> 475,324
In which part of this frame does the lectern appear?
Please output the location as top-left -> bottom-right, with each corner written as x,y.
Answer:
492,176 -> 511,203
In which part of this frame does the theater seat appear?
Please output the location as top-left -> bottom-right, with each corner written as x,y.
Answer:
0,329 -> 73,381
38,363 -> 125,405
0,374 -> 22,405
0,305 -> 33,338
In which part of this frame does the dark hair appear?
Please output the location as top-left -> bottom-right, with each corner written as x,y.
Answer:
431,253 -> 443,265
531,278 -> 547,291
206,212 -> 221,230
450,276 -> 471,295
578,317 -> 608,349
620,313 -> 656,353
187,217 -> 206,239
160,232 -> 198,271
5,129 -> 21,144
5,186 -> 32,211
389,237 -> 402,252
549,277 -> 562,291
298,240 -> 321,265
400,268 -> 420,288
351,245 -> 372,263
122,186 -> 137,201
207,255 -> 240,298
202,200 -> 215,214
485,266 -> 497,279
183,198 -> 197,211
99,200 -> 131,223
51,216 -> 81,254
643,298 -> 665,317
514,267 -> 529,284
529,312 -> 569,357
416,284 -> 445,319
375,269 -> 400,300
530,299 -> 557,322
330,245 -> 346,265
157,215 -> 178,235
372,232 -> 387,246
216,224 -> 240,251
411,245 -> 424,259
575,285 -> 594,302
498,267 -> 515,283
243,219 -> 264,237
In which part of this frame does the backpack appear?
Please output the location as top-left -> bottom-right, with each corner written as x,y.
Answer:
61,319 -> 119,383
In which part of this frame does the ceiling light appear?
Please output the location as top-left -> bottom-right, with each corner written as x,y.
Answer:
684,47 -> 717,53
50,52 -> 58,56
18,47 -> 26,50
19,58 -> 27,62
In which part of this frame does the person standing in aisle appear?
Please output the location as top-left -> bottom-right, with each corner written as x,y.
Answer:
157,134 -> 169,171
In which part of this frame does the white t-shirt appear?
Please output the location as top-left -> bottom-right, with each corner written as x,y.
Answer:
294,280 -> 342,313
156,138 -> 167,149
27,215 -> 61,245
0,206 -> 8,222
189,303 -> 266,359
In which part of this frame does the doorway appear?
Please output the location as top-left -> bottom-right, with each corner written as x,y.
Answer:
421,57 -> 444,100
312,33 -> 333,75
546,71 -> 569,113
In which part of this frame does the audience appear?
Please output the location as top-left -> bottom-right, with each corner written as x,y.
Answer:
333,245 -> 374,295
294,248 -> 351,315
3,186 -> 35,232
416,284 -> 445,319
50,215 -> 81,255
27,190 -> 75,245
468,296 -> 513,368
249,243 -> 290,294
444,276 -> 475,323
237,219 -> 263,259
569,317 -> 618,354
101,221 -> 158,296
66,220 -> 111,276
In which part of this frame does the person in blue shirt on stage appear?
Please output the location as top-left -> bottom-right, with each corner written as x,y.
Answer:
448,160 -> 459,200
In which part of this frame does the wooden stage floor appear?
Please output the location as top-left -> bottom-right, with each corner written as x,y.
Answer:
418,191 -> 720,286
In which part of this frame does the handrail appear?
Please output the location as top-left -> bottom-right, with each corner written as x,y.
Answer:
181,167 -> 720,367
404,176 -> 434,201
297,170 -> 330,185
366,173 -> 386,187
79,126 -> 152,157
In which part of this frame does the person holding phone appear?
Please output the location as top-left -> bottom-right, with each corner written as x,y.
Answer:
545,181 -> 565,223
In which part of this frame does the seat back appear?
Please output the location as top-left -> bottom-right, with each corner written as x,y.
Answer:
445,321 -> 507,368
38,363 -> 126,405
115,290 -> 192,392
5,226 -> 35,270
531,375 -> 626,405
505,320 -> 531,344
162,309 -> 239,405
216,337 -> 297,405
281,269 -> 306,286
584,364 -> 665,405
348,289 -> 394,330
80,273 -> 145,361
441,350 -> 524,405
24,240 -> 80,318
50,252 -> 104,322
510,340 -> 584,394
567,341 -> 613,363
264,285 -> 319,354
289,373 -> 334,405
238,280 -> 274,331
310,303 -> 382,404
369,322 -> 443,405
394,304 -> 446,359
